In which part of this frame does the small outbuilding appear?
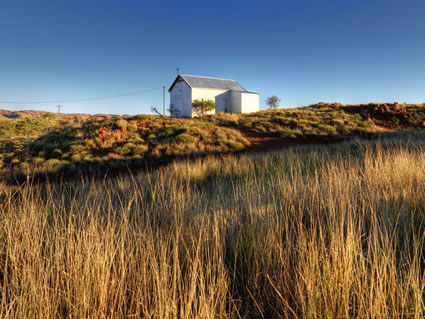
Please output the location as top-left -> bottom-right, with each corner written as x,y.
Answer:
168,74 -> 260,117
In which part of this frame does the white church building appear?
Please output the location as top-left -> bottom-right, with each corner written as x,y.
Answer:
168,74 -> 260,117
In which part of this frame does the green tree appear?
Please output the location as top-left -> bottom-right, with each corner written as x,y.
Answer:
192,99 -> 216,117
266,96 -> 281,109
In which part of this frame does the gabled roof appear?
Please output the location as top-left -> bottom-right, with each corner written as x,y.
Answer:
168,74 -> 247,92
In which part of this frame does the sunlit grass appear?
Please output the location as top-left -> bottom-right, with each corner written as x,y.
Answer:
0,131 -> 424,318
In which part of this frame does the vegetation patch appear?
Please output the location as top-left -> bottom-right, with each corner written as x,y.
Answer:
1,102 -> 425,178
0,115 -> 250,178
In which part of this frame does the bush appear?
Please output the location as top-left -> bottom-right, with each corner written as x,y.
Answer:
176,134 -> 195,144
147,134 -> 156,140
71,154 -> 83,162
132,145 -> 149,156
44,158 -> 61,168
192,99 -> 216,117
113,143 -> 135,156
33,157 -> 45,165
69,143 -> 86,153
224,140 -> 246,151
52,148 -> 63,158
128,135 -> 145,144
115,119 -> 128,130
127,121 -> 138,132
132,114 -> 150,121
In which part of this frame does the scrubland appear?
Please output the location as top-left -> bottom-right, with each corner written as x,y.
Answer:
1,102 -> 425,178
0,130 -> 424,318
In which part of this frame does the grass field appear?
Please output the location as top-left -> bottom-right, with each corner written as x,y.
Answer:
0,130 -> 424,318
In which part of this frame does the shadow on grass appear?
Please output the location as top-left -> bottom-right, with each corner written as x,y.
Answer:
2,128 -> 425,186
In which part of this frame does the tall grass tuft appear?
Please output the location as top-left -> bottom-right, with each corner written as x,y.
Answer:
0,131 -> 424,318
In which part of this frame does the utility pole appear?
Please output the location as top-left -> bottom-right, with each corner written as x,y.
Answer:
56,104 -> 62,126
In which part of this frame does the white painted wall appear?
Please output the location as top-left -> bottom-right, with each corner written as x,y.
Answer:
229,91 -> 241,113
170,81 -> 260,117
241,93 -> 260,113
169,80 -> 192,117
192,88 -> 229,116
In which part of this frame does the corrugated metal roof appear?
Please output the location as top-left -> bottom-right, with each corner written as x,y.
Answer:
169,74 -> 247,92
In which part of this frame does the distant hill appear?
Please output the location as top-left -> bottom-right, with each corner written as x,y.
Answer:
0,109 -> 92,121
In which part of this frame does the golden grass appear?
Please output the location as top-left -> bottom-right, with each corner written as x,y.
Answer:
0,131 -> 424,318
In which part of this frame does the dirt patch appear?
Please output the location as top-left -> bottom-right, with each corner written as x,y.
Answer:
243,132 -> 340,153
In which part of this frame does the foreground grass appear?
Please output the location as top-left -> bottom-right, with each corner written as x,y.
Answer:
0,131 -> 424,318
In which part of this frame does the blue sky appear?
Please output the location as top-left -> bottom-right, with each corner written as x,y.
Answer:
1,0 -> 424,115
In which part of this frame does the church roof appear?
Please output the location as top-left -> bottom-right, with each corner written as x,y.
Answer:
168,74 -> 247,92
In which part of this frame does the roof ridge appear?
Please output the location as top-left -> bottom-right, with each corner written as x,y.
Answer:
180,74 -> 237,81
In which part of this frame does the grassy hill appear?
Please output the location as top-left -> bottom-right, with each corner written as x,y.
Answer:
1,102 -> 425,179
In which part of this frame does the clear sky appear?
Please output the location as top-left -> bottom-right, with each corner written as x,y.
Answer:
1,0 -> 425,115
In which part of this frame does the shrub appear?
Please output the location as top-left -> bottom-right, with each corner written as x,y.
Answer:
69,143 -> 86,153
84,139 -> 96,148
331,119 -> 345,127
71,154 -> 83,162
132,114 -> 150,121
127,121 -> 138,132
176,134 -> 195,144
224,140 -> 246,151
115,119 -> 128,130
33,157 -> 45,165
44,158 -> 61,168
128,135 -> 145,144
114,143 -> 135,156
18,162 -> 30,171
147,133 -> 156,140
192,99 -> 216,117
132,144 -> 149,156
52,148 -> 63,158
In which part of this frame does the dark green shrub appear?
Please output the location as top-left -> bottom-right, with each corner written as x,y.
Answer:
128,135 -> 145,144
69,143 -> 86,153
132,145 -> 149,156
176,134 -> 195,144
114,143 -> 135,155
224,140 -> 245,151
147,133 -> 156,140
84,139 -> 96,148
132,114 -> 150,121
71,154 -> 83,162
44,158 -> 61,168
33,157 -> 45,165
52,148 -> 63,158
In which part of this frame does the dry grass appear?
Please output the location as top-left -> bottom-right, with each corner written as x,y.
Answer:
0,131 -> 424,318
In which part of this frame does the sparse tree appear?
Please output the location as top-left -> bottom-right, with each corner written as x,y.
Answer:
150,105 -> 163,117
167,105 -> 180,117
192,98 -> 216,117
266,96 -> 280,109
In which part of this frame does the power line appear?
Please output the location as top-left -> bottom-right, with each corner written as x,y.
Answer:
0,87 -> 163,104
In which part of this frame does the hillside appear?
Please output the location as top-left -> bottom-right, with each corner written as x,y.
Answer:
0,109 -> 93,121
1,102 -> 425,179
